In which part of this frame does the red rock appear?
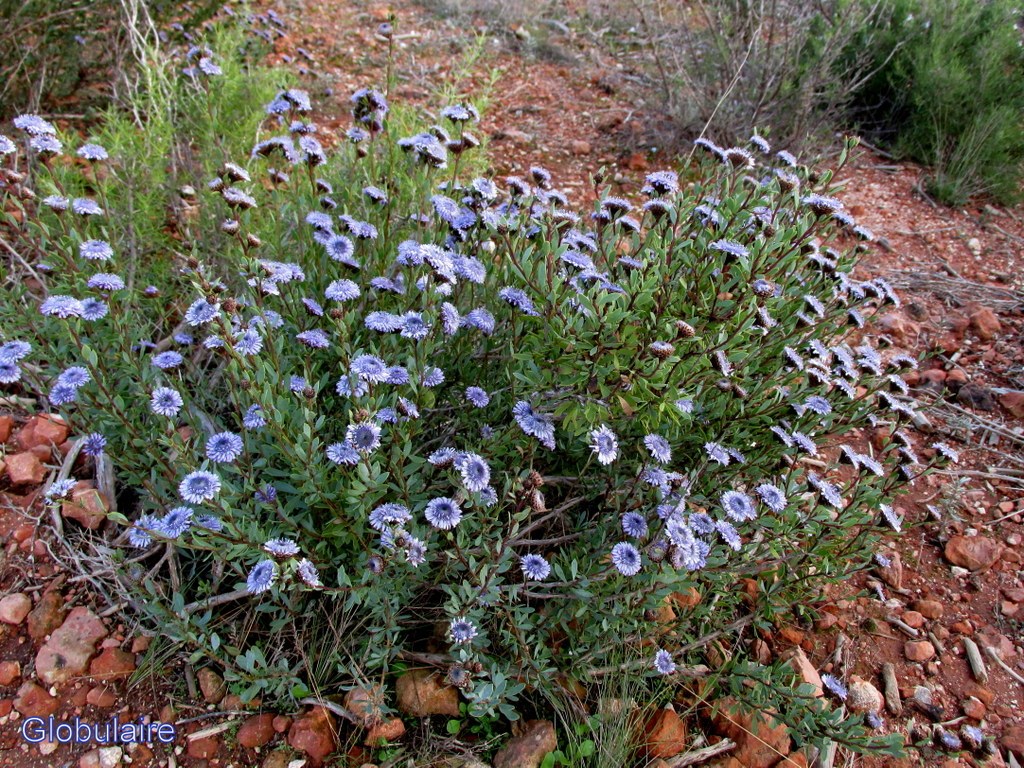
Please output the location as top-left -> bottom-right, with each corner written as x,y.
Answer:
86,685 -> 117,707
0,660 -> 21,686
901,610 -> 925,629
35,606 -> 107,685
0,415 -> 13,443
1002,600 -> 1020,617
395,670 -> 460,717
27,590 -> 66,641
344,684 -> 384,727
782,647 -> 822,697
643,706 -> 687,758
945,368 -> 968,388
187,734 -> 220,759
130,635 -> 151,654
711,698 -> 791,768
272,715 -> 291,733
919,369 -> 947,387
570,140 -> 591,156
969,307 -> 1001,341
944,535 -> 1004,571
238,713 -> 276,749
904,641 -> 936,662
879,313 -> 911,341
364,717 -> 406,746
288,706 -> 338,766
965,683 -> 996,707
89,647 -> 135,681
494,720 -> 558,768
1000,392 -> 1024,419
70,684 -> 90,707
878,551 -> 903,590
1001,725 -> 1024,758
61,484 -> 109,530
13,681 -> 58,717
951,620 -> 974,635
0,699 -> 12,717
5,451 -> 45,486
963,696 -> 986,720
778,626 -> 805,645
16,414 -> 68,451
197,667 -> 226,703
0,592 -> 32,624
912,599 -> 944,619
1003,587 -> 1024,603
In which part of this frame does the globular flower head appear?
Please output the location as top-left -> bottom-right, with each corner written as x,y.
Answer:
644,434 -> 672,465
158,506 -> 194,538
721,490 -> 756,522
347,421 -> 382,453
621,511 -> 648,538
206,431 -> 243,463
611,542 -> 642,576
264,537 -> 300,557
326,441 -> 360,465
822,673 -> 847,700
179,470 -> 221,504
459,453 -> 491,493
297,559 -> 323,588
151,351 -> 184,370
82,432 -> 107,457
755,483 -> 787,513
425,497 -> 462,530
246,560 -> 278,595
589,425 -> 619,465
128,514 -> 160,548
449,617 -> 477,644
150,387 -> 184,417
654,649 -> 677,675
520,554 -> 551,580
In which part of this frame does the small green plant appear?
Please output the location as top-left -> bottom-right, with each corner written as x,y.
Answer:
845,0 -> 1024,205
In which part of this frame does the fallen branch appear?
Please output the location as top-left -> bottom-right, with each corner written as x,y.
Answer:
666,738 -> 736,767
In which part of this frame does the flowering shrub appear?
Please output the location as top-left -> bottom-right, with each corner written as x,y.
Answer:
0,30 -> 941,753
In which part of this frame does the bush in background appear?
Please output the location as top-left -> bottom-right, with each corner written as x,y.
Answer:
0,15 -> 935,763
844,0 -> 1024,205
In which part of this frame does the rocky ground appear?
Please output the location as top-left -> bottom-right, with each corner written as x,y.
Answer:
2,1 -> 1024,767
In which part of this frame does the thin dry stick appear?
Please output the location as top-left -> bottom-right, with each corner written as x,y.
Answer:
985,646 -> 1024,686
666,738 -> 737,767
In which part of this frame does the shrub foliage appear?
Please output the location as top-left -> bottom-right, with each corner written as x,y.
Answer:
0,26 -> 934,755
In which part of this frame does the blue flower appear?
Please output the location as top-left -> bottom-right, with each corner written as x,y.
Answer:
520,554 -> 551,580
654,649 -> 676,675
466,387 -> 490,408
365,311 -> 404,332
351,354 -> 389,383
611,542 -> 642,576
0,360 -> 21,384
386,366 -> 409,385
71,198 -> 103,216
255,484 -> 277,504
234,328 -> 263,356
326,441 -> 360,465
243,404 -> 266,430
324,234 -> 357,266
324,279 -> 360,301
621,512 -> 648,538
87,273 -> 125,291
13,114 -> 56,135
643,434 -> 672,464
206,431 -> 243,463
347,422 -> 382,453
821,673 -> 847,700
128,514 -> 159,548
246,560 -> 278,595
715,520 -> 742,551
44,478 -> 77,501
755,483 -> 787,513
710,239 -> 748,260
449,617 -> 477,644
296,329 -> 330,349
498,286 -> 539,316
335,374 -> 369,398
150,387 -> 183,417
589,425 -> 619,465
30,135 -> 63,155
184,298 -> 219,326
196,514 -> 224,532
77,143 -> 109,161
179,470 -> 221,504
264,538 -> 300,557
421,367 -> 444,388
459,453 -> 491,492
80,298 -> 108,321
49,382 -> 78,405
880,504 -> 902,532
40,295 -> 84,318
82,432 -> 106,456
302,297 -> 324,317
370,502 -> 412,531
400,312 -> 431,340
158,506 -> 194,538
58,366 -> 91,389
0,341 -> 31,363
464,308 -> 495,334
151,351 -> 184,370
425,497 -> 462,530
297,558 -> 322,587
704,441 -> 731,465
721,491 -> 756,522
512,401 -> 555,450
